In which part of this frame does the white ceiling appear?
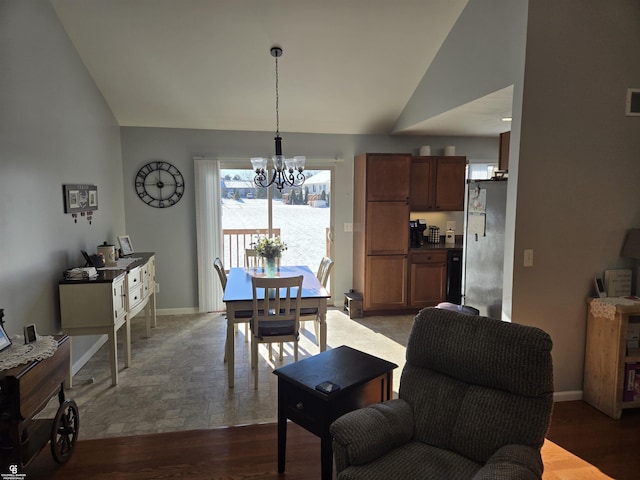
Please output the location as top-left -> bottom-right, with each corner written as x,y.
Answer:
51,0 -> 511,137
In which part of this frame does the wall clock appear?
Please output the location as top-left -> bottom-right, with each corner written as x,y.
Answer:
135,161 -> 185,208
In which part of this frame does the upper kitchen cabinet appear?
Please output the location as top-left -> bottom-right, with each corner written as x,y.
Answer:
365,154 -> 411,201
499,131 -> 510,172
410,156 -> 466,211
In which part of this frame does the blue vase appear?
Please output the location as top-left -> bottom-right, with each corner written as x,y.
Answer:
265,257 -> 277,278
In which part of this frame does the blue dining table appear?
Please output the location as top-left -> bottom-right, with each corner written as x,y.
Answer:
223,265 -> 330,388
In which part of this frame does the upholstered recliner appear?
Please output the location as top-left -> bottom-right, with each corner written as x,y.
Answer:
330,307 -> 554,480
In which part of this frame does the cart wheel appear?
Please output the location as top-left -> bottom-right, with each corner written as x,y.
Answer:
51,399 -> 79,464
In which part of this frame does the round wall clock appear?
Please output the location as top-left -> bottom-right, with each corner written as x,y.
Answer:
135,161 -> 185,208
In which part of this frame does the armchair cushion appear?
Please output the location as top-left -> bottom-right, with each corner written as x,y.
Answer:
330,399 -> 413,471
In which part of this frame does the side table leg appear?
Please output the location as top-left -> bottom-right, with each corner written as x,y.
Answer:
108,328 -> 118,386
278,385 -> 287,472
321,434 -> 333,480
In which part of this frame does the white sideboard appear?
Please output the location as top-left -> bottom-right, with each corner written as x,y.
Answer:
59,253 -> 156,386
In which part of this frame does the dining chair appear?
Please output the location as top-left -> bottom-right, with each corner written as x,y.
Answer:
214,257 -> 251,362
244,248 -> 262,269
300,257 -> 333,345
250,275 -> 303,389
245,248 -> 281,270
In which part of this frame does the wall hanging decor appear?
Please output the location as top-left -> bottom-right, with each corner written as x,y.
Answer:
62,184 -> 97,224
135,161 -> 184,208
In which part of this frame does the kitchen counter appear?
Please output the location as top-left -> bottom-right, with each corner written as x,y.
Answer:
410,238 -> 463,251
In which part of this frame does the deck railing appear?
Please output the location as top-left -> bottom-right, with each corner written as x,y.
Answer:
221,227 -> 331,286
222,229 -> 280,270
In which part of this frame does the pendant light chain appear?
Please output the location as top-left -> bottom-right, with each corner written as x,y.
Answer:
274,53 -> 279,136
250,46 -> 305,191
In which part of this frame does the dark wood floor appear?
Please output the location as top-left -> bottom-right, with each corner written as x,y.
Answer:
21,401 -> 640,480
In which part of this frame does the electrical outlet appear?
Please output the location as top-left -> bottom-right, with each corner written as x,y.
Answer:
155,283 -> 160,294
524,249 -> 534,267
344,223 -> 353,232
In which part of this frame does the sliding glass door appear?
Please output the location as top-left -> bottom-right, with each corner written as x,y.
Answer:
220,168 -> 332,283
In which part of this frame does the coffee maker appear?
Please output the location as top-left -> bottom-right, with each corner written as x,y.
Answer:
410,219 -> 427,247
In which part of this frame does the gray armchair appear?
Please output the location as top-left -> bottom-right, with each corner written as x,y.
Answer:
330,307 -> 554,479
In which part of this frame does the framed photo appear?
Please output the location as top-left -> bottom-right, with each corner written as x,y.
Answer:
63,184 -> 98,213
24,324 -> 37,344
118,235 -> 134,256
0,323 -> 12,352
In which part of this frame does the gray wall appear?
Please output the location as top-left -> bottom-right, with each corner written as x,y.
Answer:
509,0 -> 640,394
120,128 -> 498,310
0,0 -> 125,364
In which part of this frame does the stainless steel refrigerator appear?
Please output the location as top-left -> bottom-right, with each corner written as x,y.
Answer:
463,179 -> 508,318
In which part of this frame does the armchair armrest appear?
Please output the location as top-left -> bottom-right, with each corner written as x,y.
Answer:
330,399 -> 414,473
472,444 -> 544,480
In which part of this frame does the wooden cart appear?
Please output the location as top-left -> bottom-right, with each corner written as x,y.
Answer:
0,335 -> 79,468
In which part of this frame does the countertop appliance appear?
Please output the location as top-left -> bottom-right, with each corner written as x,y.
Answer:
463,179 -> 508,318
409,219 -> 427,247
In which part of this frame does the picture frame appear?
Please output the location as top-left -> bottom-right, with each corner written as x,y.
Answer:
63,184 -> 98,213
24,324 -> 37,344
118,235 -> 135,256
0,323 -> 12,352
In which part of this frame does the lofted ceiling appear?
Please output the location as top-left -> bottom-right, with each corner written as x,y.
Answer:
51,0 -> 512,137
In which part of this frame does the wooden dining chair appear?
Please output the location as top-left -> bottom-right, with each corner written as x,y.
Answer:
244,248 -> 262,269
245,248 -> 281,270
250,275 -> 303,389
214,257 -> 251,362
300,257 -> 333,345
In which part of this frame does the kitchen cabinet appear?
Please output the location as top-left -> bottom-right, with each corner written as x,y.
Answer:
353,153 -> 410,313
499,131 -> 510,171
366,202 -> 410,255
365,154 -> 410,201
410,156 -> 466,211
354,153 -> 465,314
364,255 -> 408,311
409,251 -> 447,307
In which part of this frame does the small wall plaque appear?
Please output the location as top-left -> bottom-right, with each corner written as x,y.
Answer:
63,184 -> 98,213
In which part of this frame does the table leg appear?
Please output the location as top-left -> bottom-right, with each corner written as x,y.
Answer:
144,300 -> 151,338
320,433 -> 333,480
227,304 -> 235,388
150,290 -> 157,328
108,328 -> 118,386
319,300 -> 327,352
278,384 -> 287,472
124,317 -> 131,369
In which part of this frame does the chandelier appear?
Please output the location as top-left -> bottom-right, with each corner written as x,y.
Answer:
251,47 -> 305,191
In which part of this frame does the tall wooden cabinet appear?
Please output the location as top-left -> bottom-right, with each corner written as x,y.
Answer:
353,154 -> 410,312
353,153 -> 465,315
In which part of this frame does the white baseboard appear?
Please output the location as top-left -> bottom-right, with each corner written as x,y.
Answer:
156,307 -> 199,316
71,334 -> 107,376
553,390 -> 583,402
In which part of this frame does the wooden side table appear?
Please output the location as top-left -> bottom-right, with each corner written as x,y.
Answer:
273,345 -> 397,480
0,335 -> 79,467
584,297 -> 640,419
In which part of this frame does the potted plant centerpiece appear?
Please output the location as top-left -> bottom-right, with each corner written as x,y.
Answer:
255,236 -> 287,277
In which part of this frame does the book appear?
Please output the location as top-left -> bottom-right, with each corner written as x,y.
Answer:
604,269 -> 632,297
624,363 -> 640,402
